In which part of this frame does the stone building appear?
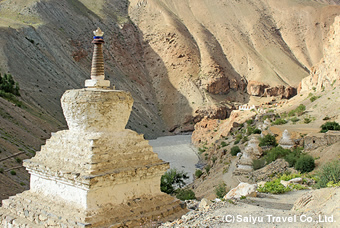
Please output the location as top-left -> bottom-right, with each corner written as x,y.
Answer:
0,28 -> 186,227
304,131 -> 340,150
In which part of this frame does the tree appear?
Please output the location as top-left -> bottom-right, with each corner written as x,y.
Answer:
160,168 -> 189,194
259,134 -> 277,147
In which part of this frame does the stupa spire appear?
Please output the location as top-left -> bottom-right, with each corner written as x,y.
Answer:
85,27 -> 110,88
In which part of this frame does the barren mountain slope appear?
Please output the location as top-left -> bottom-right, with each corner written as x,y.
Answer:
129,0 -> 340,127
0,0 -> 339,201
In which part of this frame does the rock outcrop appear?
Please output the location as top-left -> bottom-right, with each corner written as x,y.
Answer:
300,16 -> 340,93
247,81 -> 297,99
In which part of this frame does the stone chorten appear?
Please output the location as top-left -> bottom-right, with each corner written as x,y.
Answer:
279,129 -> 294,149
234,135 -> 263,175
0,28 -> 186,227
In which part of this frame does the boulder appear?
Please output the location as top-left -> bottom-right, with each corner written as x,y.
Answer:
280,178 -> 303,187
198,198 -> 212,211
223,182 -> 257,200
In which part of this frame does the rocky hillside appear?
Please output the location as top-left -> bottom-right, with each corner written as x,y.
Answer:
0,0 -> 339,202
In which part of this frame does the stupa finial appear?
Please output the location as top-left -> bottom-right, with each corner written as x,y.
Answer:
93,27 -> 104,37
85,27 -> 110,88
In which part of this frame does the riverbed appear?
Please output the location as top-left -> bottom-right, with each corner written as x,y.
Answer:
149,134 -> 199,184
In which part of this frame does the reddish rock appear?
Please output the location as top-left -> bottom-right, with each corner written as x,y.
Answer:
247,81 -> 296,99
264,85 -> 297,99
202,76 -> 230,94
191,117 -> 220,146
247,81 -> 269,96
193,104 -> 233,123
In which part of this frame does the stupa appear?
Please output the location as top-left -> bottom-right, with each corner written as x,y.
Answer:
234,136 -> 262,175
279,129 -> 295,149
0,28 -> 186,227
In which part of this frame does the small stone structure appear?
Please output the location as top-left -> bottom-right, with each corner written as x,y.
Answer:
304,130 -> 340,150
279,129 -> 294,149
0,28 -> 186,227
234,136 -> 262,175
238,104 -> 257,111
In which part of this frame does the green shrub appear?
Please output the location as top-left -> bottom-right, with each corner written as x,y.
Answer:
320,121 -> 340,133
315,160 -> 340,188
304,116 -> 312,124
0,73 -> 20,96
290,116 -> 299,123
265,146 -> 291,164
220,141 -> 227,147
10,170 -> 16,175
205,165 -> 211,174
253,129 -> 262,134
272,118 -> 287,125
230,146 -> 241,156
161,168 -> 189,194
234,139 -> 240,145
236,134 -> 243,141
241,136 -> 249,143
252,158 -> 266,170
257,178 -> 290,194
295,155 -> 315,173
259,134 -> 277,147
310,95 -> 318,102
215,182 -> 227,199
288,104 -> 306,117
175,188 -> 196,200
284,147 -> 303,167
212,156 -> 217,164
246,119 -> 254,125
16,158 -> 22,163
195,169 -> 203,178
0,168 -> 3,173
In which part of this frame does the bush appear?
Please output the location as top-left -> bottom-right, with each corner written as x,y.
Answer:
10,170 -> 16,175
161,168 -> 189,194
272,118 -> 287,125
253,129 -> 262,134
252,158 -> 266,170
259,134 -> 277,147
295,155 -> 315,173
257,178 -> 290,194
320,121 -> 340,133
246,119 -> 254,125
288,104 -> 306,117
220,141 -> 227,147
265,146 -> 291,164
0,73 -> 20,96
195,169 -> 203,178
290,116 -> 299,123
205,165 -> 211,174
315,160 -> 340,188
284,147 -> 303,167
0,168 -> 3,173
215,182 -> 227,199
175,188 -> 196,200
230,146 -> 241,156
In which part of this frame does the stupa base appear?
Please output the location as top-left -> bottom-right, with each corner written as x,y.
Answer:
1,191 -> 187,227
